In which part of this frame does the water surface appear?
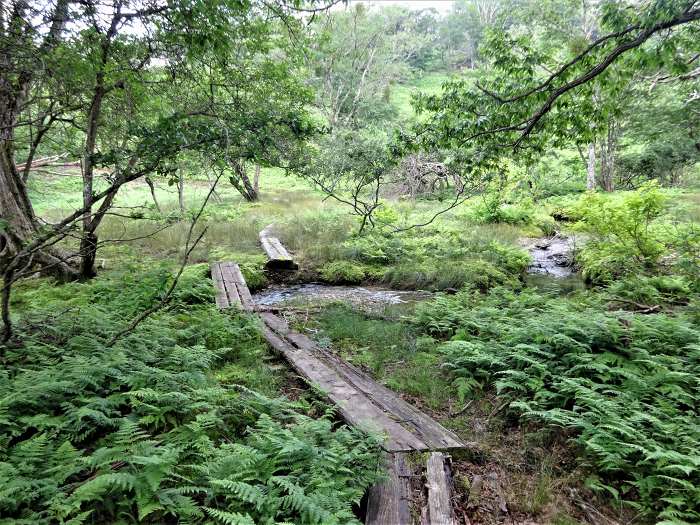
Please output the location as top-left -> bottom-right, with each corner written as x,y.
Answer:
253,283 -> 432,309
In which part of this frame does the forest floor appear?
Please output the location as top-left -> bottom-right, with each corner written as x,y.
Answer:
16,162 -> 699,524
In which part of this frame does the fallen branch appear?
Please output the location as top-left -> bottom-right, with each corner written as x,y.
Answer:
449,400 -> 474,418
607,297 -> 662,314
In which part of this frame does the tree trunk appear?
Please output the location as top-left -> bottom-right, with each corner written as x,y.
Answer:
78,232 -> 98,279
145,176 -> 162,212
0,139 -> 78,281
229,159 -> 258,202
599,121 -> 617,192
586,142 -> 596,191
253,164 -> 261,195
178,172 -> 185,213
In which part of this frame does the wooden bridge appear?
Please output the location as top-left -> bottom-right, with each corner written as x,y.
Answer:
211,257 -> 467,524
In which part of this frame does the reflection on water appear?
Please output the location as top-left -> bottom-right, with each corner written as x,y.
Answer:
524,273 -> 586,295
253,283 -> 432,308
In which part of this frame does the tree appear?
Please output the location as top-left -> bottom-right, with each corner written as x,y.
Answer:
1,0 -> 322,276
0,0 -> 327,339
308,3 -> 422,128
299,129 -> 394,233
616,81 -> 700,187
404,0 -> 700,191
0,0 -> 77,280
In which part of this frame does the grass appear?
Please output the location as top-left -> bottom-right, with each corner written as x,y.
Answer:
391,72 -> 452,119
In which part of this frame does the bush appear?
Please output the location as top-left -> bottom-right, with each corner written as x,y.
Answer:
0,269 -> 382,524
471,195 -> 534,225
573,184 -> 668,283
341,234 -> 406,264
414,288 -> 700,523
320,261 -> 367,284
534,214 -> 558,236
482,241 -> 531,275
607,275 -> 693,307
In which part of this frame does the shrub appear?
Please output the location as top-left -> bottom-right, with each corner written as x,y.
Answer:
482,241 -> 531,275
607,275 -> 693,307
320,261 -> 367,284
471,195 -> 534,225
534,214 -> 558,236
341,234 -> 406,265
573,184 -> 668,283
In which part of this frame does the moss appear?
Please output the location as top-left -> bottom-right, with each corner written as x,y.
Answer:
320,261 -> 367,284
382,260 -> 517,292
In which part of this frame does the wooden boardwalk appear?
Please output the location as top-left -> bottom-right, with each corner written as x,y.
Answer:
259,224 -> 298,270
211,261 -> 253,310
211,261 -> 462,524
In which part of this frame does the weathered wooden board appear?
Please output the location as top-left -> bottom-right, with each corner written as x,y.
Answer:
259,322 -> 427,452
210,262 -> 253,311
426,453 -> 456,525
365,453 -> 413,525
259,224 -> 298,270
211,263 -> 230,309
211,261 -> 467,523
227,262 -> 254,309
260,312 -> 466,451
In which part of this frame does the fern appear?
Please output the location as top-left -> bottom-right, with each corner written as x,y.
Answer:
0,267 -> 382,524
416,286 -> 700,523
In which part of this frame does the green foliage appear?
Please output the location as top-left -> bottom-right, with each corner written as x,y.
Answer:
341,234 -> 406,265
315,306 -> 451,409
414,288 -> 700,522
0,269 -> 382,524
607,275 -> 694,307
383,259 -> 517,292
471,194 -> 535,225
320,261 -> 367,284
406,0 -> 700,185
573,185 -> 700,284
319,223 -> 529,292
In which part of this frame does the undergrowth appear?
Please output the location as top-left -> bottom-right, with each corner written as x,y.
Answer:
414,287 -> 700,523
0,267 -> 382,524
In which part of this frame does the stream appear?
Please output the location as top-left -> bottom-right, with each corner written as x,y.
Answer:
252,235 -> 583,306
521,235 -> 586,294
253,283 -> 432,309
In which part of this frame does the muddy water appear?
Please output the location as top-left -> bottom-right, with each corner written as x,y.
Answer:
253,283 -> 432,309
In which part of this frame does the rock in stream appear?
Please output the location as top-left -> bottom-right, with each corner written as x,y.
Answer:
522,235 -> 577,277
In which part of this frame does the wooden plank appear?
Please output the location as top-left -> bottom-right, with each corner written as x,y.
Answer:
260,313 -> 466,451
259,323 -> 427,452
226,262 -> 253,311
321,350 -> 465,450
366,453 -> 412,525
259,224 -> 297,270
218,262 -> 242,307
426,453 -> 456,525
210,263 -> 229,309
